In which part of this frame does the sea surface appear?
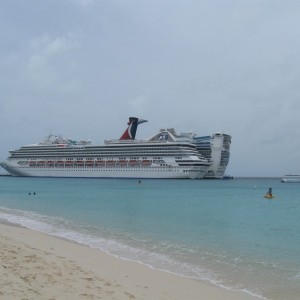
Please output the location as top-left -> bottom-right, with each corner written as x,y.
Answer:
0,176 -> 299,299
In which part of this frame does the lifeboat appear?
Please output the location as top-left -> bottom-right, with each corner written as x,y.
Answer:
29,161 -> 37,167
117,160 -> 127,166
128,160 -> 138,166
65,161 -> 74,166
55,161 -> 64,166
95,160 -> 105,167
74,160 -> 84,166
141,160 -> 152,166
85,160 -> 94,167
37,161 -> 45,166
46,161 -> 54,167
106,160 -> 116,166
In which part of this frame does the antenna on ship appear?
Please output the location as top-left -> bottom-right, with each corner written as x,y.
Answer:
119,117 -> 148,140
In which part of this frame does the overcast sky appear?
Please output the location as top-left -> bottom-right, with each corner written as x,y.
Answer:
1,0 -> 300,177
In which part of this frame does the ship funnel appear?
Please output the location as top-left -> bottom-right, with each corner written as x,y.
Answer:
119,117 -> 148,140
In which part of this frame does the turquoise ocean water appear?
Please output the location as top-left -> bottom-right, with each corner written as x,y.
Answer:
0,176 -> 299,299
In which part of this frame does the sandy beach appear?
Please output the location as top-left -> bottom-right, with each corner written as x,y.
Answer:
0,222 -> 260,300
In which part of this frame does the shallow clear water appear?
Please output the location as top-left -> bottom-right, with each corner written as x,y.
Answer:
0,176 -> 299,299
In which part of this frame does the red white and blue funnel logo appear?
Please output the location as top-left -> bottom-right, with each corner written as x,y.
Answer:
120,117 -> 147,140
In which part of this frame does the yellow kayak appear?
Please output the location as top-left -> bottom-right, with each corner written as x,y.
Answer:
264,194 -> 275,199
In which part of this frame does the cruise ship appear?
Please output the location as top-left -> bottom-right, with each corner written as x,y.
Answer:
192,133 -> 231,179
0,118 -> 210,179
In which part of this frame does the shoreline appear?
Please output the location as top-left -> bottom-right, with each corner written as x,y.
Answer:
0,222 -> 260,299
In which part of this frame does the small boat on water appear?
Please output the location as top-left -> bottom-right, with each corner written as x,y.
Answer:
281,174 -> 300,183
264,187 -> 275,199
264,194 -> 275,199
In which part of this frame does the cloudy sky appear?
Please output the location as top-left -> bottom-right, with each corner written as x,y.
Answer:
1,0 -> 300,176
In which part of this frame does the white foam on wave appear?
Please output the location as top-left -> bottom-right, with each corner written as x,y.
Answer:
0,207 -> 55,232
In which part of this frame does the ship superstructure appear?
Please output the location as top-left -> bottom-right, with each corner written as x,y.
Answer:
192,133 -> 231,179
152,129 -> 232,179
0,118 -> 210,179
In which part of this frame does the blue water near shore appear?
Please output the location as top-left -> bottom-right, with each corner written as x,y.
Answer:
0,176 -> 299,299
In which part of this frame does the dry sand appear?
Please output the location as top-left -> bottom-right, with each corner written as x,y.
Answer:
0,222 -> 260,300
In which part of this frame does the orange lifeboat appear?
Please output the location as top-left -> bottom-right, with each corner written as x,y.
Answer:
141,160 -> 152,166
95,160 -> 105,167
128,160 -> 138,166
117,160 -> 127,167
85,160 -> 94,167
106,160 -> 116,166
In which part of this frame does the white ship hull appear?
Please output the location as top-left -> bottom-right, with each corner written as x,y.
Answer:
1,161 -> 207,179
